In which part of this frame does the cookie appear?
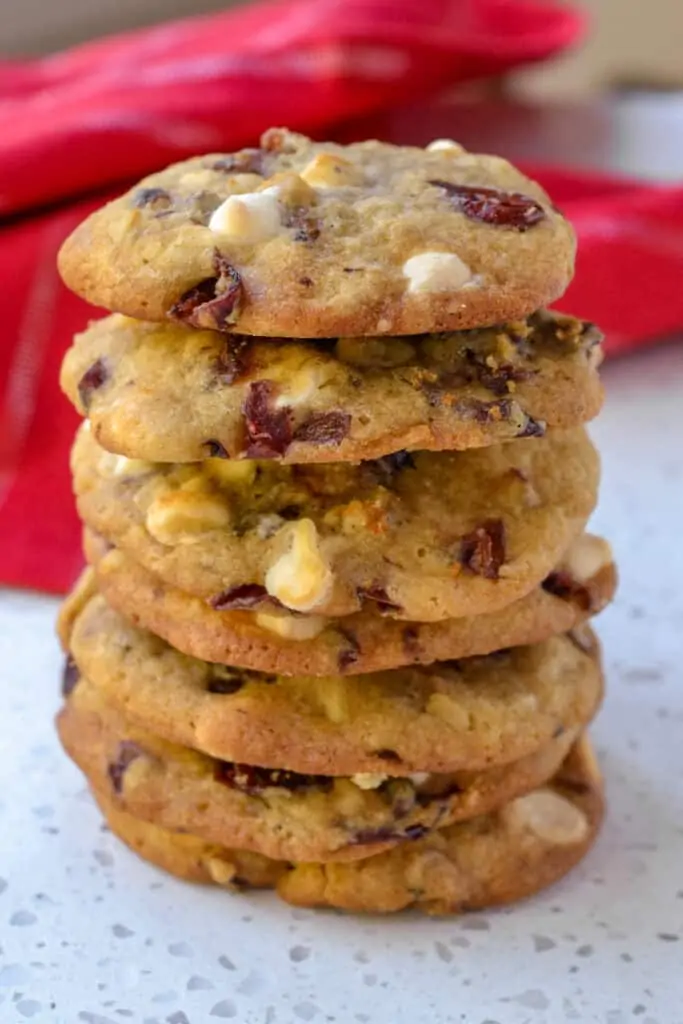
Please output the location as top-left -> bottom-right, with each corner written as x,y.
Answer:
57,129 -> 575,338
83,529 -> 616,676
58,674 -> 586,862
61,584 -> 603,774
89,736 -> 603,915
61,310 -> 603,464
71,425 -> 599,621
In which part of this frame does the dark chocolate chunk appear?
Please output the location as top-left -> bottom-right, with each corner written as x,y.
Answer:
61,655 -> 80,698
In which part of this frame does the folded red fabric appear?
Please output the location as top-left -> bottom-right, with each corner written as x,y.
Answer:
0,0 -> 583,215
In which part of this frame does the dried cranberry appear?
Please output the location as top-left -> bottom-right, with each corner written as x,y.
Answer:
61,655 -> 79,698
211,149 -> 265,175
460,520 -> 506,579
357,585 -> 402,614
107,741 -> 143,794
169,251 -> 242,330
293,412 -> 351,448
214,762 -> 333,795
213,337 -> 254,386
337,628 -> 361,671
209,584 -> 272,611
242,381 -> 293,458
132,187 -> 173,211
542,572 -> 594,611
428,180 -> 546,230
77,358 -> 109,410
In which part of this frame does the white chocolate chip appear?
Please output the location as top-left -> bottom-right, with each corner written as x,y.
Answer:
255,606 -> 326,641
300,153 -> 363,188
350,771 -> 431,791
403,252 -> 473,293
503,789 -> 590,846
206,857 -> 238,887
351,773 -> 389,790
314,679 -> 350,724
208,188 -> 284,242
99,452 -> 155,478
265,518 -> 332,612
206,458 -> 257,487
562,535 -> 612,582
272,361 -> 333,409
146,489 -> 231,545
426,138 -> 465,153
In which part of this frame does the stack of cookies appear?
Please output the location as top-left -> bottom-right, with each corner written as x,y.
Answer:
55,129 -> 615,915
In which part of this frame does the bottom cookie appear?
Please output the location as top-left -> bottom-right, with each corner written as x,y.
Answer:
92,736 -> 603,915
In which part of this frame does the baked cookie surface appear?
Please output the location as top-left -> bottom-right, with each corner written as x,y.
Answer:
90,736 -> 603,914
57,129 -> 575,337
58,673 -> 592,862
61,585 -> 603,775
82,529 -> 615,676
61,310 -> 602,464
71,426 -> 599,621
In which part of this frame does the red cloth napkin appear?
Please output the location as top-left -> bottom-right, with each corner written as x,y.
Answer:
0,0 -> 584,216
1,0 -> 681,596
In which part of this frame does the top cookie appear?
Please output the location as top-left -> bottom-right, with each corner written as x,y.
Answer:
58,129 -> 575,337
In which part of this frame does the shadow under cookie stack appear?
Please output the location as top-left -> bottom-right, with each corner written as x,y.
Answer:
55,129 -> 615,916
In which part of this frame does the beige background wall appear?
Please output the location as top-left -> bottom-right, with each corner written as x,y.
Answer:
517,0 -> 683,97
1,0 -> 244,55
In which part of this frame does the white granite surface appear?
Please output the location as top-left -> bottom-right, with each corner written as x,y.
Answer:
0,340 -> 682,1024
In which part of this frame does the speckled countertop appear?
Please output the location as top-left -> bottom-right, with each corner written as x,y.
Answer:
1,340 -> 682,1024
